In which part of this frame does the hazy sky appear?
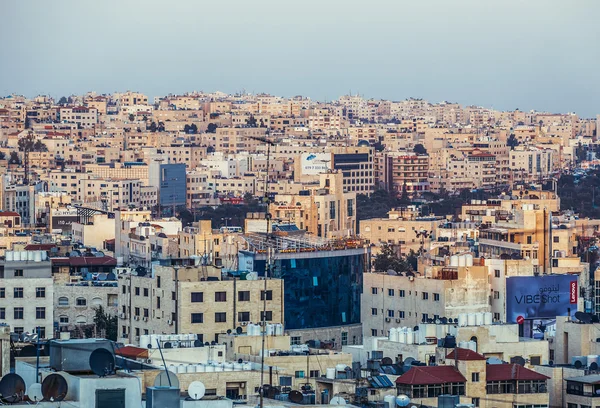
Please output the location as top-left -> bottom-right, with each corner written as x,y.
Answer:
1,0 -> 599,117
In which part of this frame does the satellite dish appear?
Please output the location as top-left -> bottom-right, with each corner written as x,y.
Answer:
106,272 -> 116,280
98,273 -> 107,281
210,341 -> 216,346
164,342 -> 172,349
188,381 -> 206,400
27,383 -> 43,402
330,396 -> 346,405
289,390 -> 303,403
381,357 -> 393,365
204,342 -> 210,346
19,344 -> 38,357
236,327 -> 243,334
548,360 -> 554,366
154,370 -> 180,388
193,340 -> 203,347
435,318 -> 441,324
227,329 -> 232,334
413,326 -> 419,331
386,269 -> 396,275
590,362 -> 598,371
575,360 -> 583,369
575,311 -> 592,324
486,357 -> 503,365
396,395 -> 410,407
89,348 -> 115,377
440,317 -> 448,324
511,356 -> 526,366
246,272 -> 258,281
0,373 -> 25,403
41,374 -> 68,402
403,357 -> 416,366
238,358 -> 244,364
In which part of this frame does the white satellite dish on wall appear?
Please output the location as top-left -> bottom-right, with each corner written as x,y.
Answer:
188,381 -> 206,400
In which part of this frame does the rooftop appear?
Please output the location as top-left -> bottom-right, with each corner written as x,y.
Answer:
446,348 -> 486,361
486,364 -> 550,381
395,365 -> 466,385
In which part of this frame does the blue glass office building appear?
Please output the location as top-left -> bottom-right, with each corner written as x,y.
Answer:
239,248 -> 365,330
159,163 -> 187,208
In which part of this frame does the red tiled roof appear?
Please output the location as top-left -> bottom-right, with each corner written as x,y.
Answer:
0,211 -> 20,217
486,364 -> 550,381
115,346 -> 148,359
24,244 -> 56,250
395,366 -> 466,385
446,348 -> 486,361
51,256 -> 117,267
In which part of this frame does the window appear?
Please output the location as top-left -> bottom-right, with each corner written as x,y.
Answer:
495,269 -> 501,278
76,297 -> 87,306
36,287 -> 46,298
0,308 -> 4,319
471,372 -> 480,382
13,327 -> 24,335
143,308 -> 149,318
135,287 -> 140,296
14,307 -> 24,319
14,287 -> 23,298
341,332 -> 348,346
309,370 -> 320,378
433,293 -> 440,301
517,380 -> 546,394
471,398 -> 479,407
36,307 -> 46,319
387,310 -> 395,318
295,371 -> 305,379
261,290 -> 272,301
215,312 -> 227,323
134,307 -> 140,316
143,288 -> 149,297
238,312 -> 250,322
59,315 -> 68,324
371,329 -> 377,336
399,311 -> 405,318
399,290 -> 405,297
371,308 -> 378,316
494,291 -> 500,299
215,292 -> 227,302
157,297 -> 161,309
122,285 -> 126,294
261,311 -> 273,321
238,291 -> 250,301
290,336 -> 301,345
191,313 -> 204,323
58,297 -> 69,306
0,288 -> 4,298
14,269 -> 23,277
553,236 -> 559,243
279,376 -> 292,386
191,292 -> 203,303
422,292 -> 429,300
494,312 -> 500,321
388,289 -> 394,296
371,287 -> 378,295
157,276 -> 161,288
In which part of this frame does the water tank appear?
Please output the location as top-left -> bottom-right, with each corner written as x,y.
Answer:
41,251 -> 47,261
467,341 -> 477,352
140,335 -> 150,349
406,329 -> 414,345
326,368 -> 336,379
34,251 -> 42,262
224,362 -> 234,371
467,313 -> 477,326
20,251 -> 27,261
5,251 -> 13,262
459,341 -> 469,349
149,335 -> 159,348
275,324 -> 284,336
450,255 -> 459,267
243,363 -> 252,371
196,364 -> 205,372
214,365 -> 224,372
177,364 -> 186,373
458,255 -> 466,267
13,251 -> 20,261
398,329 -> 406,344
475,312 -> 484,326
233,362 -> 243,371
266,324 -> 274,336
458,313 -> 467,327
384,394 -> 396,408
465,254 -> 474,266
484,312 -> 493,325
168,365 -> 177,373
27,251 -> 34,261
389,327 -> 398,342
588,355 -> 599,367
205,364 -> 215,372
186,364 -> 196,373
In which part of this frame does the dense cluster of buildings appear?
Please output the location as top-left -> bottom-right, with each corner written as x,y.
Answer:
0,91 -> 599,407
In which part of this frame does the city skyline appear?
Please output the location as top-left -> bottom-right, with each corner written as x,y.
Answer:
1,0 -> 599,117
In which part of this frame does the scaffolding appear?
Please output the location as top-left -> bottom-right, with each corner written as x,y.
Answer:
242,232 -> 363,254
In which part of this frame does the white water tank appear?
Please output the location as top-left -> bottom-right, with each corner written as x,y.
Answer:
34,251 -> 42,262
275,324 -> 284,336
27,251 -> 35,261
196,364 -> 205,372
459,341 -> 469,349
458,313 -> 467,327
450,255 -> 459,267
186,364 -> 196,373
177,364 -> 186,373
458,255 -> 466,267
205,364 -> 215,372
467,313 -> 477,326
326,368 -> 336,379
398,329 -> 406,344
266,324 -> 275,336
13,251 -> 21,261
234,362 -> 243,371
214,365 -> 224,372
5,251 -> 13,262
484,312 -> 493,325
384,394 -> 396,408
140,335 -> 150,349
243,363 -> 252,371
149,335 -> 159,348
19,251 -> 27,261
475,313 -> 484,326
468,341 -> 477,352
389,327 -> 398,342
406,329 -> 414,345
224,362 -> 234,372
465,254 -> 474,266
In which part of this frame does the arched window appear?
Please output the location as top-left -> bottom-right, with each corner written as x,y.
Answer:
59,315 -> 69,324
76,297 -> 87,306
58,297 -> 69,306
92,297 -> 103,306
75,315 -> 86,324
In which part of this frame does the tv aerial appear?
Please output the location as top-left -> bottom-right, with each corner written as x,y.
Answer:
187,381 -> 206,400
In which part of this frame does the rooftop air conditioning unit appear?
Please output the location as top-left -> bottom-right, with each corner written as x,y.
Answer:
134,316 -> 140,321
167,320 -> 173,325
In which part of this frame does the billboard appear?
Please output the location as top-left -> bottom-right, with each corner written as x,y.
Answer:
506,274 -> 578,323
300,153 -> 332,175
50,208 -> 78,232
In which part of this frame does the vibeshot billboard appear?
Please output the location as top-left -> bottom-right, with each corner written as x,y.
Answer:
506,274 -> 578,323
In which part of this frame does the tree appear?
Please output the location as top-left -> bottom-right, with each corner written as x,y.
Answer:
128,113 -> 135,122
0,151 -> 5,160
413,144 -> 427,155
507,134 -> 519,149
246,115 -> 257,127
207,123 -> 218,133
148,122 -> 157,132
33,140 -> 48,152
8,151 -> 20,164
93,306 -> 118,341
373,243 -> 413,273
190,123 -> 198,134
58,96 -> 68,105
